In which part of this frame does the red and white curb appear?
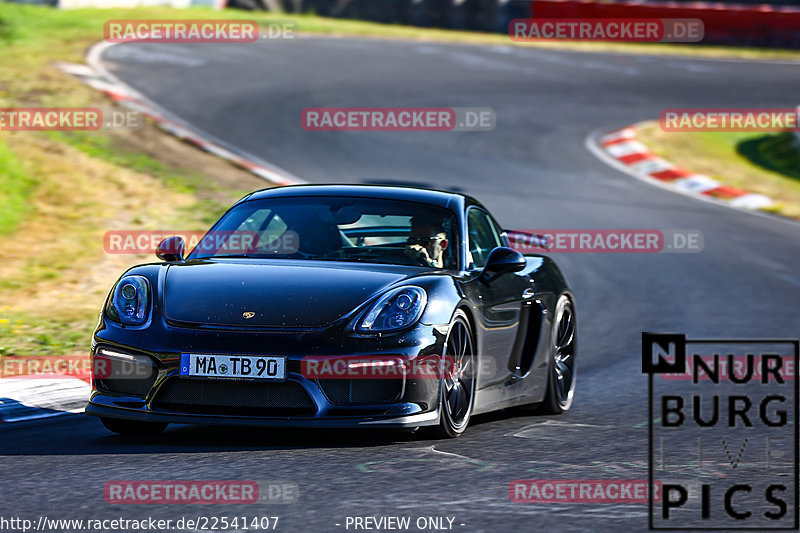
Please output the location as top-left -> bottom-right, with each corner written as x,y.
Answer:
57,41 -> 304,187
0,377 -> 90,423
588,122 -> 774,212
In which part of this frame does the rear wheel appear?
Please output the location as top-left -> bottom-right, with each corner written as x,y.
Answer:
538,294 -> 577,414
101,417 -> 168,436
429,310 -> 476,438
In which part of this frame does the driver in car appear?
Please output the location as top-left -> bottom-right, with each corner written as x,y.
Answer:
404,216 -> 448,268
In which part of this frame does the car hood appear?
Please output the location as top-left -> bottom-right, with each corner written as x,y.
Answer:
162,260 -> 415,328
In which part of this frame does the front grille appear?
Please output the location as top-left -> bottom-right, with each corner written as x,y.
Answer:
152,378 -> 317,416
318,379 -> 403,405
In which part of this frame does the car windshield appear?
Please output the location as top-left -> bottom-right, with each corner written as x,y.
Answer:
188,196 -> 459,269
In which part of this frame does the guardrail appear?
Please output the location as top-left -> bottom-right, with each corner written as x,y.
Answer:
531,0 -> 800,48
265,0 -> 532,33
249,0 -> 800,49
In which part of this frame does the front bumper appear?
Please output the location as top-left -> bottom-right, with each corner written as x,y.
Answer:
87,319 -> 448,428
85,401 -> 441,428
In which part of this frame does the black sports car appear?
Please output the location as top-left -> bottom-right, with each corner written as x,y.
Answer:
87,185 -> 576,438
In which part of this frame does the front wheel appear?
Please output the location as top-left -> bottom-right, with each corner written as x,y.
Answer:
538,294 -> 577,414
428,310 -> 476,438
101,417 -> 168,436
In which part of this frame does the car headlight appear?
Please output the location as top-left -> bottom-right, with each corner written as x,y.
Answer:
106,276 -> 151,326
356,286 -> 427,333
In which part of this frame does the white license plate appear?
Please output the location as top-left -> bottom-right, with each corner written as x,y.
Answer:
180,354 -> 286,381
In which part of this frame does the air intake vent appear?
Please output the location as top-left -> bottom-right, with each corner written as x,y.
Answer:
153,379 -> 317,416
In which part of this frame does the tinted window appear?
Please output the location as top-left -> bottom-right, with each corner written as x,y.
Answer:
190,197 -> 459,269
467,208 -> 501,269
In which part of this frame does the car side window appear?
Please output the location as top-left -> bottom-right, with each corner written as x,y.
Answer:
467,208 -> 502,269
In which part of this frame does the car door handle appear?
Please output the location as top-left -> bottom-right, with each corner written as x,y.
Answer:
522,288 -> 535,299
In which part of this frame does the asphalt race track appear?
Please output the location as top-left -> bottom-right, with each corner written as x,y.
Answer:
2,38 -> 800,532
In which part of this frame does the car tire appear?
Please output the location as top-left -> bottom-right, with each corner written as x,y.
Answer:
427,309 -> 476,438
101,417 -> 168,436
537,294 -> 577,414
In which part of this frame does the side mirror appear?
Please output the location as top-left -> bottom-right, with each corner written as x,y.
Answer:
482,247 -> 526,282
155,236 -> 185,262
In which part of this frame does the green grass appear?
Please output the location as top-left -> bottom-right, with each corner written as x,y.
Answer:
736,132 -> 800,181
50,131 -> 211,193
635,125 -> 800,219
0,310 -> 97,356
0,137 -> 34,235
48,131 -> 168,175
48,131 -> 242,223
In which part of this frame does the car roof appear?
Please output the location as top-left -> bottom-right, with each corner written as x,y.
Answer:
241,184 -> 471,211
